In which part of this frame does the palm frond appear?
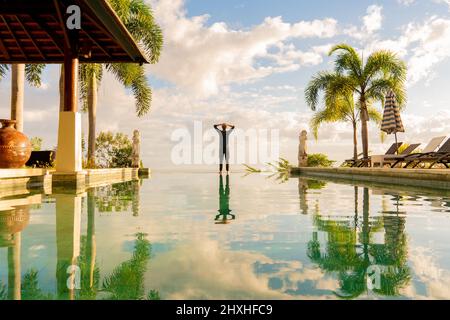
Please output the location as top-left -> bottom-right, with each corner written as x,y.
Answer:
363,50 -> 407,85
329,43 -> 363,79
106,63 -> 152,117
367,105 -> 382,125
305,71 -> 349,110
25,64 -> 45,87
0,64 -> 9,79
109,0 -> 163,63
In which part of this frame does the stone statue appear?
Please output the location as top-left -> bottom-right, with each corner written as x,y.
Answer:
298,130 -> 308,167
132,130 -> 140,168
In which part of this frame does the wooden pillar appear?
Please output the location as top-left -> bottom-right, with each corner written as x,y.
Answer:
63,52 -> 78,112
55,193 -> 82,300
55,45 -> 82,173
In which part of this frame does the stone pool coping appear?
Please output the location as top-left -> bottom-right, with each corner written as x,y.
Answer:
0,168 -> 151,194
290,167 -> 450,190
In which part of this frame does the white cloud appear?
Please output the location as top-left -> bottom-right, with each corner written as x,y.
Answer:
434,0 -> 450,10
397,0 -> 415,6
147,239 -> 337,299
363,5 -> 383,34
404,17 -> 450,85
345,5 -> 383,41
148,0 -> 337,97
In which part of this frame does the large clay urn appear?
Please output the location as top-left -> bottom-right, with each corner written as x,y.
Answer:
0,206 -> 30,248
0,119 -> 32,168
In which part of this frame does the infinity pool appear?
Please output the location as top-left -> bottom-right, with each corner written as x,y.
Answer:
1,172 -> 450,300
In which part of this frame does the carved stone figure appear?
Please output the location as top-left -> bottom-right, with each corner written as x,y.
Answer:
131,130 -> 140,168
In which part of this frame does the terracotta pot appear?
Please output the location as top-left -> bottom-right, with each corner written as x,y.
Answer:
0,205 -> 30,248
0,119 -> 32,168
0,205 -> 30,235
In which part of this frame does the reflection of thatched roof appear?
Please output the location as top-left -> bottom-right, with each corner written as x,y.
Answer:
0,206 -> 30,240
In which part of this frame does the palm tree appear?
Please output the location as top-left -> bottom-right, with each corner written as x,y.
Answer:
0,64 -> 45,132
307,187 -> 410,299
77,0 -> 163,166
102,233 -> 159,300
310,92 -> 382,161
305,44 -> 407,163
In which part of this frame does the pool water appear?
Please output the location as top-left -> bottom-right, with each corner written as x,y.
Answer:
1,172 -> 450,300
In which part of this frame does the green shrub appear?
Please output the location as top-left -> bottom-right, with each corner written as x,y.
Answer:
30,137 -> 43,151
307,153 -> 335,167
95,132 -> 133,168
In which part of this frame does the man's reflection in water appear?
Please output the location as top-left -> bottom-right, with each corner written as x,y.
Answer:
215,174 -> 235,224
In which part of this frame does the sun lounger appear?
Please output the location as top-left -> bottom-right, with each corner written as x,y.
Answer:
341,152 -> 364,167
373,143 -> 421,168
354,142 -> 403,167
402,137 -> 450,169
388,136 -> 446,168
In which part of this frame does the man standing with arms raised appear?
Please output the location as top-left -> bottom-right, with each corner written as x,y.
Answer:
213,123 -> 235,174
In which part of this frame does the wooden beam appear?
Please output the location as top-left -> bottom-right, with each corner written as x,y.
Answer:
0,37 -> 10,60
0,16 -> 27,59
30,15 -> 64,55
53,0 -> 71,52
80,29 -> 111,58
15,16 -> 45,59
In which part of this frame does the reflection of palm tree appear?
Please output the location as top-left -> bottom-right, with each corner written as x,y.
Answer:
77,189 -> 100,300
307,187 -> 410,299
102,233 -> 157,300
215,175 -> 235,224
0,281 -> 6,300
370,195 -> 410,296
21,270 -> 53,300
132,180 -> 141,217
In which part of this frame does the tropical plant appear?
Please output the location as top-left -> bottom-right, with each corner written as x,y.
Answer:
305,44 -> 407,164
244,158 -> 292,174
0,281 -> 6,300
307,187 -> 411,299
102,233 -> 154,300
76,0 -> 163,167
268,158 -> 291,173
94,131 -> 133,168
307,153 -> 336,167
0,64 -> 45,132
30,137 -> 43,151
243,164 -> 262,173
310,92 -> 383,161
21,270 -> 53,300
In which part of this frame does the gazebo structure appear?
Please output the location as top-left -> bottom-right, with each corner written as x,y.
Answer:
0,0 -> 148,182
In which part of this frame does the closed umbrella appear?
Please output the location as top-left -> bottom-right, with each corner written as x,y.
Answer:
381,90 -> 405,154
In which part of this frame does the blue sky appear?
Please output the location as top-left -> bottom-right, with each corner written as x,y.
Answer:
1,0 -> 450,169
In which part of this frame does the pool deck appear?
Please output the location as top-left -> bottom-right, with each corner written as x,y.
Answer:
290,167 -> 450,190
0,168 -> 151,194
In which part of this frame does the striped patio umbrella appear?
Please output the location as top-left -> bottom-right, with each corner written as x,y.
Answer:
381,90 -> 405,154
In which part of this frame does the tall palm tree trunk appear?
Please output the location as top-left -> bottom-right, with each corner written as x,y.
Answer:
86,189 -> 96,288
360,98 -> 369,164
10,64 -> 25,132
352,121 -> 358,161
87,72 -> 97,167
